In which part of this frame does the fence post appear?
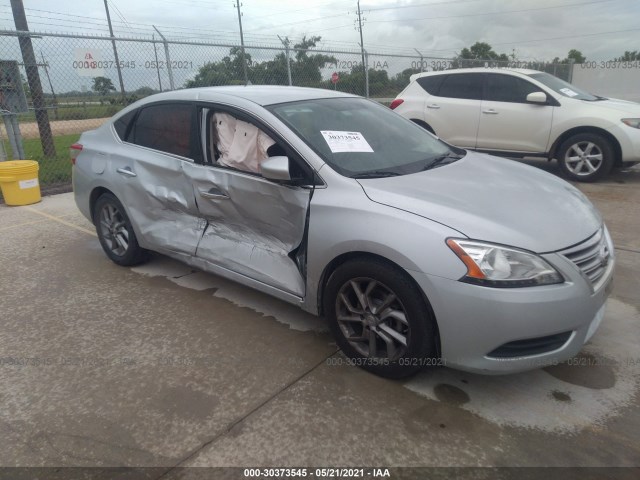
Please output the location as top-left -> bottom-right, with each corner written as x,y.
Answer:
364,49 -> 369,98
278,35 -> 292,86
568,59 -> 574,83
153,26 -> 175,90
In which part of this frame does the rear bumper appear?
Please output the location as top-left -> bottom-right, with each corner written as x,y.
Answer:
409,252 -> 614,375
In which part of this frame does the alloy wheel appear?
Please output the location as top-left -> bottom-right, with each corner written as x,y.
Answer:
98,203 -> 130,256
564,141 -> 604,176
335,277 -> 410,360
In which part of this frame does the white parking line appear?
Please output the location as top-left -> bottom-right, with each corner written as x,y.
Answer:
21,206 -> 97,237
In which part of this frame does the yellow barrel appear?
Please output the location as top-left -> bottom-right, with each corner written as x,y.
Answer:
0,160 -> 41,206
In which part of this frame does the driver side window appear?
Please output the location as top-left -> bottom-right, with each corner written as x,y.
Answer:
206,111 -> 285,175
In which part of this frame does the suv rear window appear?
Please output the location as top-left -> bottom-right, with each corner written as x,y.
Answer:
437,73 -> 483,100
416,75 -> 445,95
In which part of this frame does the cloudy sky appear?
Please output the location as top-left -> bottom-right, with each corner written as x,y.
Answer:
0,0 -> 638,61
0,0 -> 638,93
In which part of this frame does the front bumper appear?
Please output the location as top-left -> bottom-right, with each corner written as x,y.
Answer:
409,251 -> 614,374
608,122 -> 640,163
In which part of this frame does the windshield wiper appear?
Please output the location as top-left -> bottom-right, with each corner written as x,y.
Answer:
351,170 -> 402,179
422,152 -> 464,171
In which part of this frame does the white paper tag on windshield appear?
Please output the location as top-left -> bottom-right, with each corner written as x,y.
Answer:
559,87 -> 579,97
320,130 -> 374,153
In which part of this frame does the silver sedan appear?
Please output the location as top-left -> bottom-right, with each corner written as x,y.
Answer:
72,86 -> 614,378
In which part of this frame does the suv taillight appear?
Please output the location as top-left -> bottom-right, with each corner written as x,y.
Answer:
70,143 -> 83,165
389,99 -> 404,110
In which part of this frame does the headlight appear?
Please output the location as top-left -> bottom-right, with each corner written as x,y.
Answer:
446,238 -> 563,288
621,118 -> 640,129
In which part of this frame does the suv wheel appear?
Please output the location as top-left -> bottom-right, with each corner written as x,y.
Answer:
323,259 -> 438,379
557,133 -> 614,182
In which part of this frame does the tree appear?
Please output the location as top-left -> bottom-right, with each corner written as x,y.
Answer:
290,36 -> 336,85
566,49 -> 586,64
612,50 -> 640,61
92,76 -> 116,96
458,42 -> 509,61
134,86 -> 158,96
184,37 -> 336,88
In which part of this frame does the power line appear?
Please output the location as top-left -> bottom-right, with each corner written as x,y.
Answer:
244,12 -> 346,32
364,0 -> 619,25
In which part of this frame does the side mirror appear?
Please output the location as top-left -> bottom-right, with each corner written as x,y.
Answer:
260,156 -> 291,181
526,91 -> 548,104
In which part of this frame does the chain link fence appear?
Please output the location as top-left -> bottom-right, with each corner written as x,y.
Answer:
0,30 -> 573,196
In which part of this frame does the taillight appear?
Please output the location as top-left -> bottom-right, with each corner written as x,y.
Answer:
389,98 -> 404,110
70,143 -> 83,165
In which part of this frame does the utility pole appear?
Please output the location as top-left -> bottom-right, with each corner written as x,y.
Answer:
277,35 -> 292,86
41,50 -> 58,120
414,48 -> 424,72
9,0 -> 55,157
356,0 -> 368,97
103,0 -> 126,100
152,34 -> 163,92
234,1 -> 249,85
153,27 -> 174,90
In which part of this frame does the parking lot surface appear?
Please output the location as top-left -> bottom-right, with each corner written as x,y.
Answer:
0,163 -> 639,474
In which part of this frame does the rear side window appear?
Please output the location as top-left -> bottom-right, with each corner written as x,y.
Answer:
113,110 -> 136,140
437,73 -> 483,100
416,75 -> 445,95
485,74 -> 540,103
131,103 -> 194,158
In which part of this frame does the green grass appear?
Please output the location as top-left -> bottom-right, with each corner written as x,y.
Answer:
7,133 -> 81,186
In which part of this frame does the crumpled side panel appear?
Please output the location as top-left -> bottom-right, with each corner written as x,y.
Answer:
182,162 -> 309,296
121,153 -> 204,255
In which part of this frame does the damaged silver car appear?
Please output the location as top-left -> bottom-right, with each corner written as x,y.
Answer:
73,86 -> 614,378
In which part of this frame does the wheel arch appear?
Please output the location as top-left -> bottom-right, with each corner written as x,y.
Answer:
411,118 -> 436,135
550,126 -> 622,167
317,251 -> 441,355
89,186 -> 116,223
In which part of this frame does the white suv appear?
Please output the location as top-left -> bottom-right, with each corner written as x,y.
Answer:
391,68 -> 640,181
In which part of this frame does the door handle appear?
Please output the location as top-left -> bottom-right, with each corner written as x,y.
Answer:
427,104 -> 440,109
199,187 -> 229,200
116,167 -> 137,177
482,109 -> 499,114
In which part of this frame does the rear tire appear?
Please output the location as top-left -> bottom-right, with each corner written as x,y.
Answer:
557,133 -> 614,182
94,193 -> 149,266
323,258 -> 438,379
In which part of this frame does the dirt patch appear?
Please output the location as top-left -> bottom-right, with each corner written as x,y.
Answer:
1,118 -> 109,140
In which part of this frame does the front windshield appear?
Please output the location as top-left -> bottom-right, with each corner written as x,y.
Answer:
528,72 -> 600,101
267,97 -> 459,178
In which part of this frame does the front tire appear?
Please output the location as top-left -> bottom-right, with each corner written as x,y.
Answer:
557,133 -> 614,182
323,259 -> 438,379
94,193 -> 149,266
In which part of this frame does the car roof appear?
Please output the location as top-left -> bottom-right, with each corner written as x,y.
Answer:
409,67 -> 541,82
132,85 -> 358,107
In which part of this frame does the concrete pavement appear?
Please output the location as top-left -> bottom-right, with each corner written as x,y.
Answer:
0,166 -> 639,474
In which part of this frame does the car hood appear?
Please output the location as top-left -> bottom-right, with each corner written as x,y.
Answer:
357,152 -> 602,253
578,97 -> 640,115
